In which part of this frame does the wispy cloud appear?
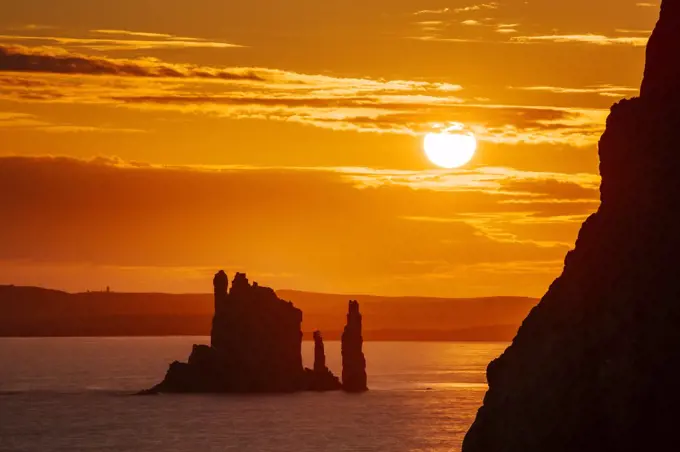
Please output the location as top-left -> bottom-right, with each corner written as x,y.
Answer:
455,260 -> 566,275
413,3 -> 498,16
0,31 -> 243,51
413,20 -> 447,34
0,45 -> 610,146
511,84 -> 639,98
410,14 -> 520,43
345,165 -> 600,195
454,3 -> 499,13
0,45 -> 260,80
615,28 -> 652,34
0,110 -> 145,133
496,24 -> 519,34
511,34 -> 649,46
0,111 -> 42,128
91,29 -> 178,39
403,216 -> 573,247
36,125 -> 146,133
414,21 -> 445,26
8,24 -> 57,31
408,36 -> 481,43
414,8 -> 450,16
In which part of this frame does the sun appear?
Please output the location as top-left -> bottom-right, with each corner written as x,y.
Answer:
423,128 -> 477,169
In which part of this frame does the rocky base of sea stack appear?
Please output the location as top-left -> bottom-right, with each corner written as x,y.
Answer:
139,345 -> 343,394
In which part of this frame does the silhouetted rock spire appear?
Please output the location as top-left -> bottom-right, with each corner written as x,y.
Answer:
213,270 -> 228,294
341,300 -> 368,392
463,3 -> 680,451
313,330 -> 326,373
211,270 -> 228,337
305,330 -> 342,391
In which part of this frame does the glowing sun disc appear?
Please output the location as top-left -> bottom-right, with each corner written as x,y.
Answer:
424,131 -> 477,169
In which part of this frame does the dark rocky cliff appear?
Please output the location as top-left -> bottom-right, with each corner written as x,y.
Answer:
463,3 -> 680,451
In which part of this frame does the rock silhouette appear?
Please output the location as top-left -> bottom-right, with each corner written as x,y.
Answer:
313,330 -> 327,373
640,1 -> 680,99
304,330 -> 342,391
143,271 -> 353,394
463,3 -> 680,451
341,300 -> 368,392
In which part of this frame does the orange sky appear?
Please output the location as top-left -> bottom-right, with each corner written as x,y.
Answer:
0,1 -> 661,296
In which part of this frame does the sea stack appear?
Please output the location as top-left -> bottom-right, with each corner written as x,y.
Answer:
147,271 -> 304,393
143,271 -> 354,394
341,300 -> 368,392
463,3 -> 680,451
313,330 -> 327,374
305,330 -> 343,391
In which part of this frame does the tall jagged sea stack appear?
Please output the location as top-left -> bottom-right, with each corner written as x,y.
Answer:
463,2 -> 680,451
143,271 -> 365,394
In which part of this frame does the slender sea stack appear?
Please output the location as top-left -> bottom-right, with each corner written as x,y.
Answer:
341,300 -> 368,392
305,330 -> 342,391
463,3 -> 680,451
313,330 -> 327,373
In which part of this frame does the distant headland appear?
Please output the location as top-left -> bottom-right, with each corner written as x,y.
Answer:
142,271 -> 367,394
0,284 -> 536,341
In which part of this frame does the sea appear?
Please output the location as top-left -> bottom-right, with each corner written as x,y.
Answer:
0,338 -> 507,452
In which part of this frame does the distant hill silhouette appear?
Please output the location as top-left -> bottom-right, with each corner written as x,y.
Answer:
463,2 -> 680,451
0,284 -> 536,340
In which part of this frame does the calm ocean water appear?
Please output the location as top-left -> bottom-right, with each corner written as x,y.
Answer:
0,338 -> 507,452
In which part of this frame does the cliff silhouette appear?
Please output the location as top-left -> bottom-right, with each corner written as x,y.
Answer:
463,2 -> 680,451
144,271 -> 365,394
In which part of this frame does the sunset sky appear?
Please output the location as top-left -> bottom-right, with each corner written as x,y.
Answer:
0,0 -> 661,297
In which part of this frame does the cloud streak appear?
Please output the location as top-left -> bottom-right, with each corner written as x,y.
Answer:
454,3 -> 500,13
0,45 -> 610,145
91,29 -> 182,39
0,45 -> 262,80
0,110 -> 145,133
511,84 -> 639,98
511,34 -> 649,46
413,8 -> 450,15
0,31 -> 243,51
